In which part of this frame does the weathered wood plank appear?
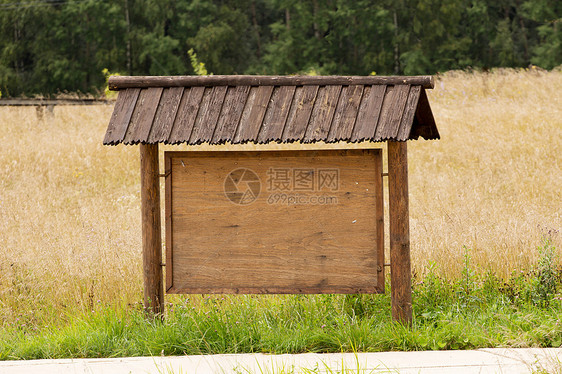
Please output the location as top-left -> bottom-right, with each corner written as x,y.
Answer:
234,85 -> 274,142
123,87 -> 163,144
167,86 -> 205,144
257,86 -> 296,143
385,85 -> 411,139
374,149 -> 385,290
110,75 -> 435,90
396,85 -> 421,141
303,85 -> 342,142
374,85 -> 410,140
165,153 -> 173,292
140,144 -> 164,315
327,85 -> 364,141
104,88 -> 140,145
373,86 -> 394,140
170,286 -> 376,294
165,149 -> 384,294
186,87 -> 213,144
351,85 -> 386,141
147,87 -> 184,143
388,141 -> 412,324
212,86 -> 251,143
189,86 -> 228,144
281,85 -> 319,142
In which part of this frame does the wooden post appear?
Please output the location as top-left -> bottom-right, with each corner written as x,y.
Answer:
387,141 -> 413,324
140,143 -> 164,316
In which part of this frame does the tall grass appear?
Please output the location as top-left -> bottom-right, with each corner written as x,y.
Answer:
0,104 -> 142,328
409,68 -> 562,278
0,68 -> 560,340
2,272 -> 562,359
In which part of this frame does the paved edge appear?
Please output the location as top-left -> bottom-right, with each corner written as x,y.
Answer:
0,348 -> 561,374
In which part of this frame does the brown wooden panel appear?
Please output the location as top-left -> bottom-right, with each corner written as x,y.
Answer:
304,86 -> 342,142
148,87 -> 184,143
212,86 -> 251,143
167,86 -> 205,144
396,85 -> 421,141
282,86 -> 319,142
234,86 -> 274,143
104,88 -> 140,144
124,87 -> 163,144
351,85 -> 386,141
374,85 -> 410,140
327,85 -> 364,141
165,149 -> 384,294
189,86 -> 228,144
257,86 -> 296,142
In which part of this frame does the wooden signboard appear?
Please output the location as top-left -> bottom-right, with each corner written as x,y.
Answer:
165,149 -> 384,294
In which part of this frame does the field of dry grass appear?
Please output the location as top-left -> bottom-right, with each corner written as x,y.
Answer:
0,68 -> 560,327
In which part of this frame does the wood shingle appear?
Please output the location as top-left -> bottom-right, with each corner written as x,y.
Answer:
103,75 -> 439,145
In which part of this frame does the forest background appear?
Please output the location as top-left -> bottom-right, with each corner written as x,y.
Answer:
0,0 -> 561,97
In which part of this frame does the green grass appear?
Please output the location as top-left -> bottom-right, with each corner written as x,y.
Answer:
1,238 -> 561,360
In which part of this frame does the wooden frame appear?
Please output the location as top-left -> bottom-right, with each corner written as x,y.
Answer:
388,141 -> 412,323
140,144 -> 164,315
105,74 -> 437,324
164,149 -> 385,295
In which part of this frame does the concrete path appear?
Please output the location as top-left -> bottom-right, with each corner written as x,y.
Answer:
0,348 -> 561,373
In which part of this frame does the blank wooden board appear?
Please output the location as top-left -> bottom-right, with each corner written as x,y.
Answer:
165,149 -> 384,294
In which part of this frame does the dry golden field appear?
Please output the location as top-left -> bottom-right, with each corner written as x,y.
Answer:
0,69 -> 561,325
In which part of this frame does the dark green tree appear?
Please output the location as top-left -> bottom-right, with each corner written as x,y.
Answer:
0,0 -> 560,97
522,0 -> 562,69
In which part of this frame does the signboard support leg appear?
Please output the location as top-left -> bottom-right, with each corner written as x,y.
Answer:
140,143 -> 164,316
388,141 -> 413,324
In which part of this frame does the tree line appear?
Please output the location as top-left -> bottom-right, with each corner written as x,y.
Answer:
0,0 -> 560,97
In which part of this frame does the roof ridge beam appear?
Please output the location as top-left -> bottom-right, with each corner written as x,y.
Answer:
109,75 -> 435,91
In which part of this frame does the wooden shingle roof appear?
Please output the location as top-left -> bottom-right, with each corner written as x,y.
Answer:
103,75 -> 439,145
